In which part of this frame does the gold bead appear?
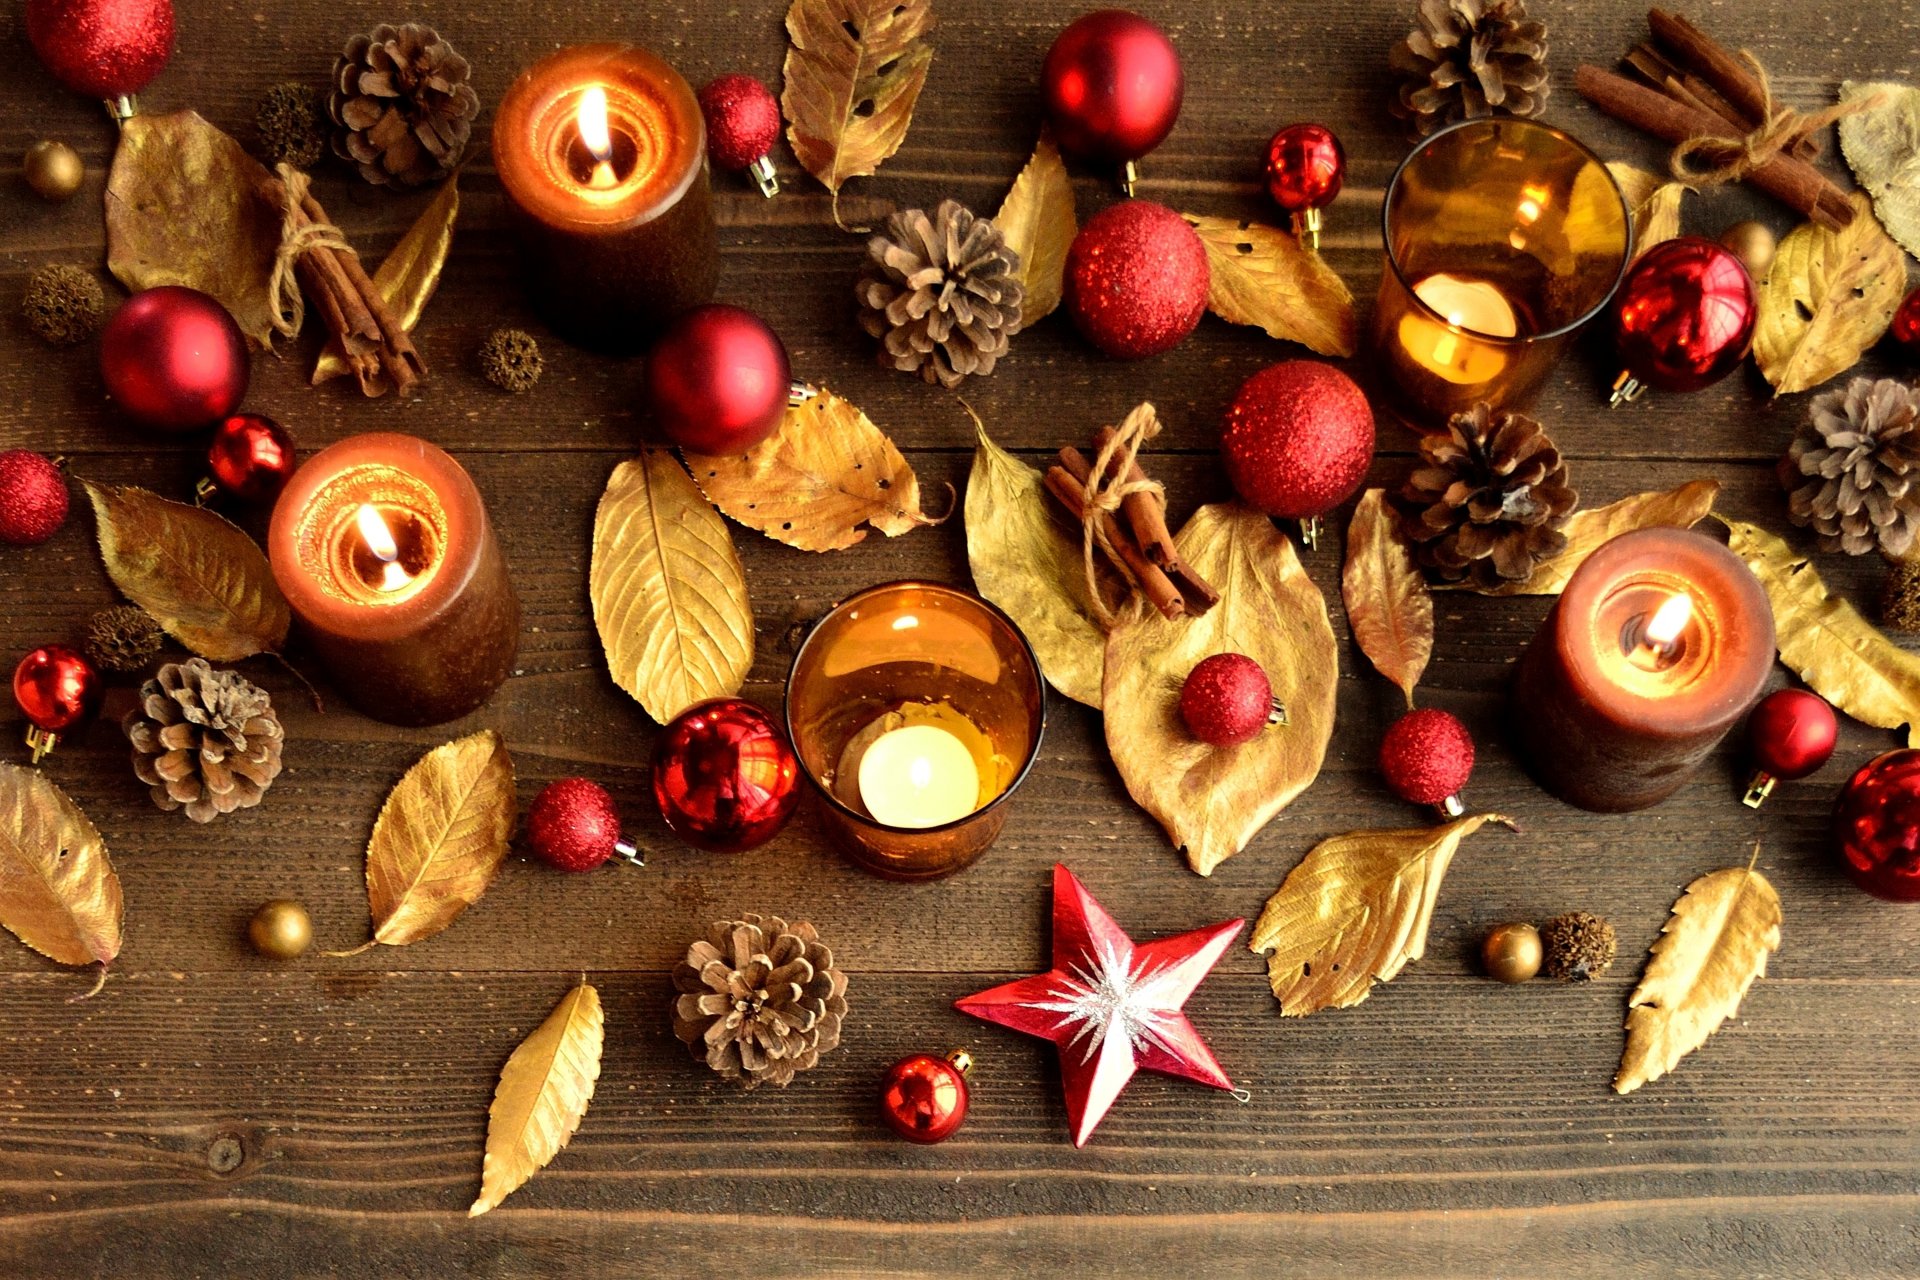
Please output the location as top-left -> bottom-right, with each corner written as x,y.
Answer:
1480,921 -> 1542,984
1719,220 -> 1777,280
248,899 -> 312,960
23,140 -> 83,203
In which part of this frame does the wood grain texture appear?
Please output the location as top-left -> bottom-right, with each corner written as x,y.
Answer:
0,0 -> 1918,1274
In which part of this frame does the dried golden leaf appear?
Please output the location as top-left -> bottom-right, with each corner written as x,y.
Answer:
782,0 -> 934,226
592,452 -> 753,723
964,411 -> 1110,707
1104,504 -> 1339,877
471,982 -> 604,1216
686,387 -> 933,552
1454,479 -> 1720,597
83,481 -> 289,662
994,133 -> 1075,330
1250,814 -> 1514,1016
1607,162 -> 1687,259
1183,214 -> 1357,357
1724,518 -> 1920,745
0,764 -> 122,974
1615,866 -> 1781,1094
1341,489 -> 1431,707
314,176 -> 458,392
1839,81 -> 1920,262
1754,193 -> 1905,395
105,110 -> 281,349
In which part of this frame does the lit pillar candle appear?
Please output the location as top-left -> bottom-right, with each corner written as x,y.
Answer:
1510,527 -> 1774,812
268,433 -> 520,727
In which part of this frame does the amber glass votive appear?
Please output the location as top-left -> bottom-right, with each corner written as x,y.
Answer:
494,44 -> 718,351
1371,118 -> 1632,425
786,583 -> 1046,880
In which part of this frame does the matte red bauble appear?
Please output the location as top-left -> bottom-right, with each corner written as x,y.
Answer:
1220,360 -> 1375,522
698,74 -> 781,197
1265,122 -> 1345,249
1041,9 -> 1183,181
13,643 -> 101,762
652,697 -> 800,852
1893,286 -> 1920,358
879,1051 -> 972,1144
205,414 -> 296,503
1833,750 -> 1920,902
1611,236 -> 1755,401
644,304 -> 792,455
1379,707 -> 1474,811
1741,688 -> 1838,808
0,450 -> 69,546
525,778 -> 640,872
1179,653 -> 1281,746
100,286 -> 250,433
1062,200 -> 1209,360
26,0 -> 174,100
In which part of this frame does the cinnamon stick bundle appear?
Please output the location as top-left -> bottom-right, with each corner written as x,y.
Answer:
1646,9 -> 1822,159
1042,430 -> 1218,622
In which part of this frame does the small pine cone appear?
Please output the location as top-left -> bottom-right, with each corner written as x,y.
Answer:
1389,0 -> 1550,140
329,23 -> 480,188
1399,402 -> 1576,587
478,328 -> 543,392
1780,377 -> 1920,558
1540,911 -> 1616,982
123,659 -> 284,823
83,605 -> 164,675
256,81 -> 328,169
856,199 -> 1025,389
22,264 -> 106,347
671,913 -> 848,1089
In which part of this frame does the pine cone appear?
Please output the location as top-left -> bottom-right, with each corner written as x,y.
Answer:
1400,402 -> 1576,587
84,605 -> 164,675
123,659 -> 284,823
1780,377 -> 1920,558
1389,0 -> 1550,140
671,914 -> 848,1089
329,23 -> 479,188
856,199 -> 1025,389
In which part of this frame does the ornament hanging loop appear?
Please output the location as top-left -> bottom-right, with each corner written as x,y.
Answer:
748,155 -> 779,198
1119,159 -> 1139,197
24,726 -> 58,764
613,837 -> 645,868
104,94 -> 138,124
1609,370 -> 1645,407
1292,208 -> 1323,253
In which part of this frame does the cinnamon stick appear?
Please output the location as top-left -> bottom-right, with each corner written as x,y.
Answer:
1079,431 -> 1220,611
1042,466 -> 1186,620
298,191 -> 425,395
1647,9 -> 1821,158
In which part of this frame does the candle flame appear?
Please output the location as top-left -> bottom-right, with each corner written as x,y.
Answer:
578,87 -> 613,161
355,503 -> 412,593
1644,592 -> 1694,649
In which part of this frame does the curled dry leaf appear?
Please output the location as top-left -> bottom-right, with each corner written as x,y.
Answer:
1104,504 -> 1339,877
0,764 -> 123,981
84,481 -> 290,662
592,452 -> 753,723
1839,81 -> 1920,262
686,387 -> 934,553
1754,193 -> 1905,395
994,132 -> 1075,330
1251,813 -> 1514,1017
1454,479 -> 1720,597
1615,865 -> 1781,1094
105,110 -> 281,348
1607,162 -> 1687,260
471,982 -> 604,1216
314,175 -> 459,394
1342,489 -> 1432,707
1183,214 -> 1357,357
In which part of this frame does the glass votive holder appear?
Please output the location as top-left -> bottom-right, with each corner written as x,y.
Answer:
785,582 -> 1046,880
1369,117 -> 1632,426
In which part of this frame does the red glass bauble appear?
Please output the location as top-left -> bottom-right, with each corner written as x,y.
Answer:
1380,708 -> 1474,807
1179,653 -> 1276,746
1041,9 -> 1183,166
879,1052 -> 971,1144
1893,286 -> 1920,358
1747,688 -> 1838,781
12,644 -> 101,733
644,304 -> 792,455
206,414 -> 296,503
698,74 -> 781,171
1063,200 -> 1209,360
26,0 -> 174,100
525,778 -> 624,873
652,698 -> 800,852
1833,750 -> 1920,902
1220,360 -> 1374,518
1613,236 -> 1756,394
100,286 -> 250,433
0,450 -> 69,546
1265,122 -> 1345,214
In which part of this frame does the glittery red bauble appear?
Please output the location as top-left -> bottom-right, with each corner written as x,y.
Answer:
1041,9 -> 1183,165
1747,688 -> 1838,781
1265,122 -> 1345,214
644,304 -> 792,455
12,644 -> 101,733
1063,200 -> 1209,360
1893,286 -> 1920,358
1380,708 -> 1474,806
26,0 -> 174,99
526,778 -> 624,873
1220,360 -> 1375,518
698,74 -> 781,171
0,451 -> 69,546
1834,750 -> 1920,902
1613,236 -> 1756,394
1179,653 -> 1275,746
879,1053 -> 971,1144
206,414 -> 296,503
100,286 -> 250,433
652,698 -> 800,852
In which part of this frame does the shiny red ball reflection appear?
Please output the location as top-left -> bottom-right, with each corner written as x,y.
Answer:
1613,237 -> 1755,394
1834,749 -> 1920,902
652,697 -> 800,852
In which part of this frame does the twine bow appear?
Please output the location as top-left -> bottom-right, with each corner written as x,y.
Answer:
1080,403 -> 1164,628
1669,52 -> 1880,189
267,163 -> 353,341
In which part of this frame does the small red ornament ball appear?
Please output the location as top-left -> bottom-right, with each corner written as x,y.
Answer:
644,304 -> 792,455
1614,236 -> 1756,394
1265,122 -> 1345,215
26,0 -> 174,100
12,644 -> 101,734
100,286 -> 250,434
206,414 -> 297,503
879,1052 -> 971,1144
1380,708 -> 1474,806
1747,688 -> 1838,781
526,778 -> 623,873
1179,653 -> 1275,746
1892,286 -> 1920,359
652,698 -> 800,853
0,451 -> 69,546
1220,361 -> 1375,519
1063,200 -> 1209,360
1834,750 -> 1920,902
697,74 -> 780,172
1041,9 -> 1184,165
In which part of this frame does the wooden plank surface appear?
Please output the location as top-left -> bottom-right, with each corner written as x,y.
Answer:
1,0 -> 1918,1274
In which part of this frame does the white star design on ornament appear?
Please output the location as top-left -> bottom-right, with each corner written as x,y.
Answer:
1035,934 -> 1183,1064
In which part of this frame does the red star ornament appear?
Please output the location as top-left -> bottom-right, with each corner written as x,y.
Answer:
955,864 -> 1243,1147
